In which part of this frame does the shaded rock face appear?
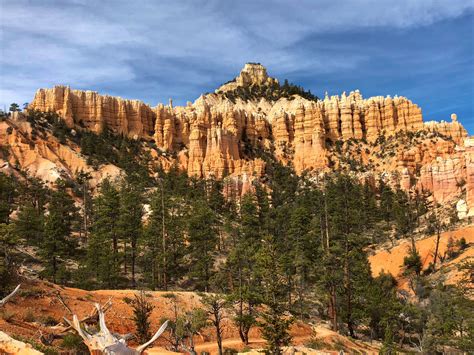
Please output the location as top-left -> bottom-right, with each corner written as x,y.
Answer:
26,64 -> 471,210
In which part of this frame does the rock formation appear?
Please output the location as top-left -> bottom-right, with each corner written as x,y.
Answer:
30,86 -> 155,138
19,63 -> 472,211
217,63 -> 278,92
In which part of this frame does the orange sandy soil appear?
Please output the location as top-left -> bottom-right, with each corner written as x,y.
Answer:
0,279 -> 380,354
368,224 -> 474,290
4,225 -> 471,354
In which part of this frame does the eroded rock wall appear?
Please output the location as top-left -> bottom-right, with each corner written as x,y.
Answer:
26,64 -> 470,210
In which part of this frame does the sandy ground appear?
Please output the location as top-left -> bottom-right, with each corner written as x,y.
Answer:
368,225 -> 473,289
1,225 -> 472,354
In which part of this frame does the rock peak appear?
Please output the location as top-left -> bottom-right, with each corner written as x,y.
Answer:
217,62 -> 278,92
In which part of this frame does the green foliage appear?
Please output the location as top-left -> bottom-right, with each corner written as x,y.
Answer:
187,200 -> 218,291
403,247 -> 422,276
61,333 -> 89,353
39,180 -> 79,283
0,224 -> 18,293
217,78 -> 318,103
255,234 -> 293,353
9,103 -> 20,112
87,178 -> 122,288
0,173 -> 16,224
201,293 -> 227,355
118,181 -> 143,286
132,290 -> 154,344
2,118 -> 470,353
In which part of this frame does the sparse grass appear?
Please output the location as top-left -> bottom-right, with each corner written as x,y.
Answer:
39,315 -> 58,326
61,333 -> 89,353
19,288 -> 44,298
123,296 -> 133,304
23,308 -> 36,322
1,309 -> 15,322
305,336 -> 330,350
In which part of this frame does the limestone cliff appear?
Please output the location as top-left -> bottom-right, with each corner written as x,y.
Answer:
23,63 -> 472,214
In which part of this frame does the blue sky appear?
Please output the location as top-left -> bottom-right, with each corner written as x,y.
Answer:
1,0 -> 473,133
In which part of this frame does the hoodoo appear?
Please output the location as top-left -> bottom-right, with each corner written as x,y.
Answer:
1,63 -> 470,216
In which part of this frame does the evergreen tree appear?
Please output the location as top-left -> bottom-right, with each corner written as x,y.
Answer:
118,181 -> 143,286
143,185 -> 187,290
14,202 -> 44,244
426,207 -> 445,271
132,290 -> 154,343
324,175 -> 361,335
40,180 -> 79,283
0,173 -> 16,224
392,189 -> 417,239
76,171 -> 93,240
226,193 -> 262,344
201,294 -> 226,355
379,178 -> 394,226
187,200 -> 217,291
256,234 -> 293,354
87,179 -> 121,288
0,223 -> 18,293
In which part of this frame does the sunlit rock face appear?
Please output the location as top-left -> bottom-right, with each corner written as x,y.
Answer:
30,86 -> 155,138
25,63 -> 470,208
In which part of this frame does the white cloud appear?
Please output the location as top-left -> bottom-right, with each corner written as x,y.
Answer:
0,0 -> 472,107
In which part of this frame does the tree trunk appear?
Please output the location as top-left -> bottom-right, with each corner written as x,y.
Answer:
131,238 -> 136,287
433,227 -> 441,270
329,285 -> 337,331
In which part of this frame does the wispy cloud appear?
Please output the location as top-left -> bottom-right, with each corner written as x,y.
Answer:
0,0 -> 473,131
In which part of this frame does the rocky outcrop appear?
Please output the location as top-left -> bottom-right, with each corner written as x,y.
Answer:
30,86 -> 155,138
424,113 -> 468,145
0,118 -> 122,189
24,63 -> 471,209
0,331 -> 43,355
464,138 -> 474,217
217,63 -> 278,92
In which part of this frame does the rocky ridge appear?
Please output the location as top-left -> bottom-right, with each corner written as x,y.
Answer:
7,63 -> 472,216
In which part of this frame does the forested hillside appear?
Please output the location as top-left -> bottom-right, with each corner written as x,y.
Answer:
1,122 -> 472,353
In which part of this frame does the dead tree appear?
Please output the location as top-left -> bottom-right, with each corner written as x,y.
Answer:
0,284 -> 20,307
66,303 -> 168,354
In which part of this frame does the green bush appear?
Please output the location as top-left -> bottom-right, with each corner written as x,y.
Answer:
61,333 -> 89,353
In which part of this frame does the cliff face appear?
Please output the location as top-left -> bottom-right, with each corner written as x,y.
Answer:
30,86 -> 155,138
25,63 -> 471,214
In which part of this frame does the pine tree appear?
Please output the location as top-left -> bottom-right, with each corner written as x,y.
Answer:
143,185 -> 187,290
392,189 -> 417,239
226,193 -> 262,344
426,206 -> 445,271
76,171 -> 93,240
0,223 -> 18,293
320,174 -> 374,336
256,234 -> 293,354
87,179 -> 121,288
286,205 -> 314,319
14,202 -> 44,244
379,178 -> 394,226
0,173 -> 16,224
40,180 -> 79,283
187,200 -> 217,291
118,181 -> 143,287
132,290 -> 154,344
201,294 -> 226,355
